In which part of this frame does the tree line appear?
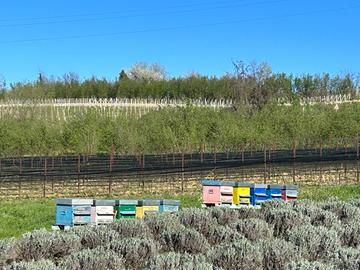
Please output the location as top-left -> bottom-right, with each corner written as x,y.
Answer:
1,102 -> 359,158
1,61 -> 359,108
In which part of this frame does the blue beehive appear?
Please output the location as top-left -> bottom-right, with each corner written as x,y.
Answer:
267,184 -> 284,200
160,200 -> 180,213
55,198 -> 93,227
250,184 -> 268,206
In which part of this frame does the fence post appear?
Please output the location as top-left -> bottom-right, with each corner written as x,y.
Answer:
43,158 -> 47,197
263,147 -> 267,184
181,152 -> 185,192
108,145 -> 114,195
77,155 -> 80,194
19,158 -> 22,197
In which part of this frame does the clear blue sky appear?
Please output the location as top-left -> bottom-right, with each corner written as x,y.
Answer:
0,0 -> 359,85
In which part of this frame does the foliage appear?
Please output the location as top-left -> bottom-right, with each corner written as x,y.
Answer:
287,225 -> 339,261
14,229 -> 81,262
330,247 -> 360,270
109,218 -> 151,238
148,252 -> 214,270
4,259 -> 58,270
59,246 -> 125,270
72,226 -> 121,249
261,239 -> 299,270
161,226 -> 209,254
234,218 -> 273,242
178,208 -> 214,235
287,259 -> 336,270
207,240 -> 263,270
107,238 -> 158,269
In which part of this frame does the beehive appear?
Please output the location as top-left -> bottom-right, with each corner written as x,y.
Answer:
267,184 -> 284,200
136,199 -> 160,218
159,200 -> 180,213
220,181 -> 234,205
202,179 -> 221,206
55,198 -> 93,227
282,185 -> 298,201
233,182 -> 251,206
250,184 -> 268,206
114,200 -> 138,219
91,199 -> 115,225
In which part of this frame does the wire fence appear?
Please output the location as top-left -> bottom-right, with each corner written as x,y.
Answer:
0,147 -> 359,198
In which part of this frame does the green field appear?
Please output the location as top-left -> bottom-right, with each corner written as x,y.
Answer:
0,185 -> 359,239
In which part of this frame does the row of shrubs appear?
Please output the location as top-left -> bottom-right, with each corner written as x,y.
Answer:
1,197 -> 360,270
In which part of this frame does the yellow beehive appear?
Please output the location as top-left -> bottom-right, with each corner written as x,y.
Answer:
136,206 -> 144,218
233,183 -> 251,205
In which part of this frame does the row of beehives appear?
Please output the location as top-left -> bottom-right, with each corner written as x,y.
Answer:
202,180 -> 298,208
53,198 -> 180,229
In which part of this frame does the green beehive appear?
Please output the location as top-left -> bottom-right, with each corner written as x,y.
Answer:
115,200 -> 138,219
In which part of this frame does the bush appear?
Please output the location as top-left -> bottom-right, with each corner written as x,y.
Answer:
340,221 -> 360,248
179,208 -> 215,235
161,226 -> 209,254
321,200 -> 360,224
210,207 -> 239,227
59,246 -> 125,270
73,226 -> 121,249
107,237 -> 158,269
310,209 -> 340,229
207,239 -> 262,270
15,229 -> 81,261
234,218 -> 273,242
348,198 -> 360,208
4,259 -> 58,270
264,208 -> 309,238
204,224 -> 244,245
0,238 -> 16,267
287,259 -> 336,270
110,219 -> 151,238
261,239 -> 298,270
287,225 -> 339,261
148,252 -> 214,270
331,247 -> 360,270
237,207 -> 262,220
144,213 -> 180,241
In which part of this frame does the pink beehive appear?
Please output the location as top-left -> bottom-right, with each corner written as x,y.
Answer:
220,183 -> 234,204
202,180 -> 221,205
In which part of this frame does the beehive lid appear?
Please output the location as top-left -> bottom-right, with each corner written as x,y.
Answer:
160,200 -> 180,206
202,179 -> 221,186
117,199 -> 138,205
93,199 -> 116,206
284,184 -> 298,190
139,199 -> 161,206
234,182 -> 251,187
55,198 -> 93,205
253,184 -> 268,189
268,184 -> 285,189
222,181 -> 235,186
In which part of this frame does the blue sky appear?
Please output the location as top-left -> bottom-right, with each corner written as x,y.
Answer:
0,0 -> 359,85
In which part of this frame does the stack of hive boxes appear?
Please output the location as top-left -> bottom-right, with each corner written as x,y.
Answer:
202,180 -> 298,208
54,198 -> 181,229
54,198 -> 93,229
91,199 -> 115,225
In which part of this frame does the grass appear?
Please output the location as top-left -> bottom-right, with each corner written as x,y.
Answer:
0,184 -> 359,239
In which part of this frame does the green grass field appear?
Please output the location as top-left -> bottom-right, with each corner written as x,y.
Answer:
0,184 -> 359,239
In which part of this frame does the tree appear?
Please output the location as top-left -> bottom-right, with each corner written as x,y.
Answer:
126,62 -> 167,81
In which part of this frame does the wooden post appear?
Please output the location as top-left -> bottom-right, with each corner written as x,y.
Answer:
108,144 -> 115,195
263,147 -> 267,184
19,158 -> 22,197
77,155 -> 80,194
43,158 -> 47,197
181,152 -> 185,192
